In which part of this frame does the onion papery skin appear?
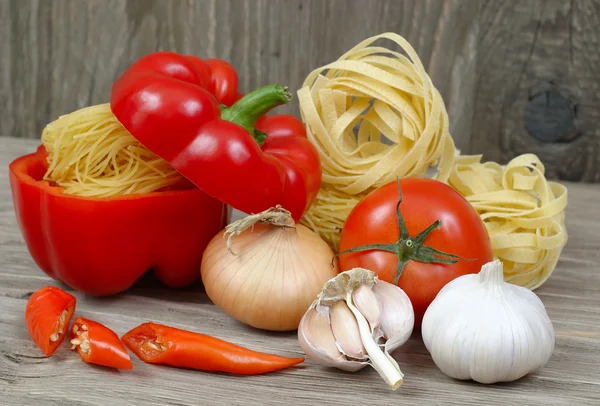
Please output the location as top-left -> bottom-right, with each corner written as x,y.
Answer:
201,223 -> 339,331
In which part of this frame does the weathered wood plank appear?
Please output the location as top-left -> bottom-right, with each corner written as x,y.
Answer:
0,1 -> 479,148
472,0 -> 600,182
0,136 -> 599,405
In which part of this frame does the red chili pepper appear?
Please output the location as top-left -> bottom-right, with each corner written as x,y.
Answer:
70,317 -> 132,370
110,52 -> 321,221
9,146 -> 228,296
122,322 -> 304,375
25,286 -> 76,356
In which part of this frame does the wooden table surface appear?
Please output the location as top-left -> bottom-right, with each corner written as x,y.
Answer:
1,136 -> 599,406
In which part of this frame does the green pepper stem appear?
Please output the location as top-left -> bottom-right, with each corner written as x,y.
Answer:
221,84 -> 291,146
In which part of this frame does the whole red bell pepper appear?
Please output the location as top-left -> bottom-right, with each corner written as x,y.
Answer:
9,146 -> 228,296
110,52 -> 321,221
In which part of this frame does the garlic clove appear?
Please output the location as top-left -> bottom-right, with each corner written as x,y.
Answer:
371,281 -> 414,352
329,300 -> 367,360
298,306 -> 366,372
298,307 -> 344,360
345,290 -> 404,389
352,284 -> 382,331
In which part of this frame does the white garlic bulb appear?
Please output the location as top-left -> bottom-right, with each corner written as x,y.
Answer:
422,260 -> 555,384
298,268 -> 414,389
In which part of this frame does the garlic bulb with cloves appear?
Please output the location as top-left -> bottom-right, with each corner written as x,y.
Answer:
298,268 -> 414,389
422,260 -> 555,384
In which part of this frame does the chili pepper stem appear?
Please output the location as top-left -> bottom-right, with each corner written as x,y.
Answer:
221,84 -> 292,146
336,179 -> 474,284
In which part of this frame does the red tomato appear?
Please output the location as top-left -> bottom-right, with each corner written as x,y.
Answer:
339,178 -> 494,326
25,286 -> 76,356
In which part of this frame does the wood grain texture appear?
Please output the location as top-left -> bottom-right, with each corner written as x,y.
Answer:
472,0 -> 600,182
1,137 -> 599,405
0,0 -> 479,138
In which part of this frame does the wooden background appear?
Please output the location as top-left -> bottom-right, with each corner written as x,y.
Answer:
1,0 -> 599,182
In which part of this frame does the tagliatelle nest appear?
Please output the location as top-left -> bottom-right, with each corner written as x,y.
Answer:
298,33 -> 456,250
448,154 -> 568,289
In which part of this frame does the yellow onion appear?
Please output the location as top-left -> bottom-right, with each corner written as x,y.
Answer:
201,206 -> 339,331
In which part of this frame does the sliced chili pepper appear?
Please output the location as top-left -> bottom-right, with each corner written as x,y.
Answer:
25,286 -> 76,356
122,322 -> 304,375
70,317 -> 132,370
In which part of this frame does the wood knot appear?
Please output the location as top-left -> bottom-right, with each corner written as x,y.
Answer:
524,89 -> 579,143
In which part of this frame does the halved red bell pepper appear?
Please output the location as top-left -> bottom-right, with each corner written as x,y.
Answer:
9,146 -> 228,296
110,52 -> 321,221
25,286 -> 76,356
70,317 -> 133,370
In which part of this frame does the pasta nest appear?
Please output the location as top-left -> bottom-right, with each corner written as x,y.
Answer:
448,154 -> 568,289
298,33 -> 455,250
42,103 -> 185,197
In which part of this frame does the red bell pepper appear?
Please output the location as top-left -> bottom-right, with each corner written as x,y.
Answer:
117,52 -> 240,107
110,52 -> 321,221
70,317 -> 133,370
25,286 -> 76,356
187,56 -> 240,107
9,146 -> 228,296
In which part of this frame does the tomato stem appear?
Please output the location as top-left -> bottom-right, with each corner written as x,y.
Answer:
337,178 -> 474,285
395,180 -> 410,241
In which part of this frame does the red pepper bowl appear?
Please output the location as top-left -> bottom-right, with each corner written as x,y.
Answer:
9,146 -> 228,296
